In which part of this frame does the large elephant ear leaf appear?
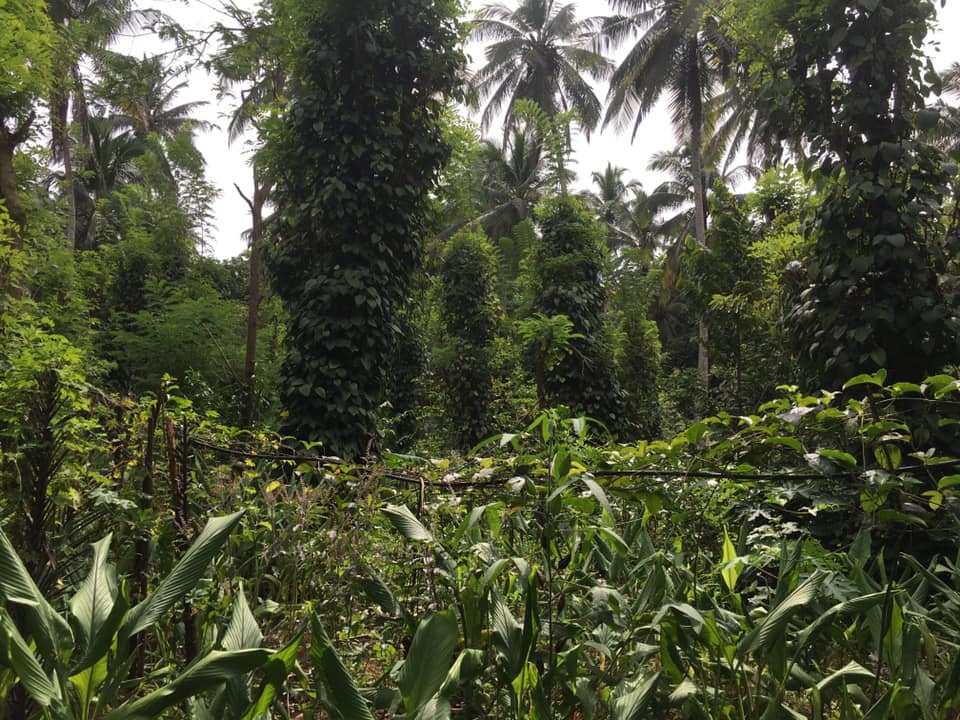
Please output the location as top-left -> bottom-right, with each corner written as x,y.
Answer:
124,510 -> 245,637
311,613 -> 375,720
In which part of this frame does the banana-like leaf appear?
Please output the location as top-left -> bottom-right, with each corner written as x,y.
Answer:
399,610 -> 458,713
68,582 -> 129,676
102,648 -> 271,720
214,587 -> 264,717
241,629 -> 303,720
0,609 -> 60,708
124,510 -> 245,637
0,527 -> 73,666
438,648 -> 484,698
491,591 -> 524,680
222,586 -> 263,652
69,535 -> 117,660
412,697 -> 451,720
611,671 -> 661,720
738,572 -> 823,656
795,590 -> 890,652
310,614 -> 375,720
814,660 -> 874,697
360,573 -> 399,616
383,504 -> 433,542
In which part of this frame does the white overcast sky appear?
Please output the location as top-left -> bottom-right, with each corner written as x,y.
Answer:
118,0 -> 960,259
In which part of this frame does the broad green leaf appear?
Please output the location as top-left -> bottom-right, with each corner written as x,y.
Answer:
818,449 -> 858,467
222,586 -> 263,651
69,535 -> 117,657
0,526 -> 73,666
720,526 -> 742,593
310,614 -> 374,720
612,671 -> 660,720
814,661 -> 874,696
399,610 -> 458,713
796,590 -> 890,651
740,572 -> 823,655
360,573 -> 399,616
763,436 -> 803,452
383,504 -> 433,543
125,511 -> 245,637
438,649 -> 484,697
70,655 -> 108,714
68,581 -> 128,677
582,476 -> 614,522
491,591 -> 525,680
412,697 -> 451,720
0,610 -> 59,707
103,649 -> 270,720
242,629 -> 303,720
843,370 -> 885,390
667,678 -> 698,704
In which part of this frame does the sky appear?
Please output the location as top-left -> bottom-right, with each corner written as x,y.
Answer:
118,0 -> 960,259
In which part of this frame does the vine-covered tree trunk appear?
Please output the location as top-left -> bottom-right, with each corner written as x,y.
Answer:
266,0 -> 464,458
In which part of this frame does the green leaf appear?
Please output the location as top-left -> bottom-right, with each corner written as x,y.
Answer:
412,697 -> 451,720
0,609 -> 60,707
125,511 -> 245,637
763,436 -> 803,452
69,535 -> 117,658
242,629 -> 303,720
438,649 -> 484,697
310,614 -> 375,720
0,526 -> 73,666
740,572 -> 823,655
843,370 -> 886,390
796,591 -> 889,652
222,586 -> 263,651
720,526 -> 743,592
582,475 -> 614,522
103,649 -> 271,720
399,611 -> 458,713
818,449 -> 858,467
383,504 -> 433,543
612,671 -> 661,720
814,661 -> 874,696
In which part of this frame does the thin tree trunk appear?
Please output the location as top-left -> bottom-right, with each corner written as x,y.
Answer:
236,176 -> 271,426
61,123 -> 77,250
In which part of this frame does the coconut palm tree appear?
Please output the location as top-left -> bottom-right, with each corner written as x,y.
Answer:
95,53 -> 213,142
598,0 -> 733,387
47,0 -> 158,248
73,115 -> 146,248
471,0 -> 613,137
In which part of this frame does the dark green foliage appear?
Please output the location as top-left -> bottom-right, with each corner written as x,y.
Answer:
687,184 -> 782,412
618,314 -> 661,439
609,249 -> 662,438
527,195 -> 625,429
435,229 -> 500,451
266,0 -> 464,458
743,0 -> 960,386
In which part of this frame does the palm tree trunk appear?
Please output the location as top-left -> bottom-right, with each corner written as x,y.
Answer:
686,37 -> 710,395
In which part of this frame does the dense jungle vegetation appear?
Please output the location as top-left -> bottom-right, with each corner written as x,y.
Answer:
3,0 -> 960,717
